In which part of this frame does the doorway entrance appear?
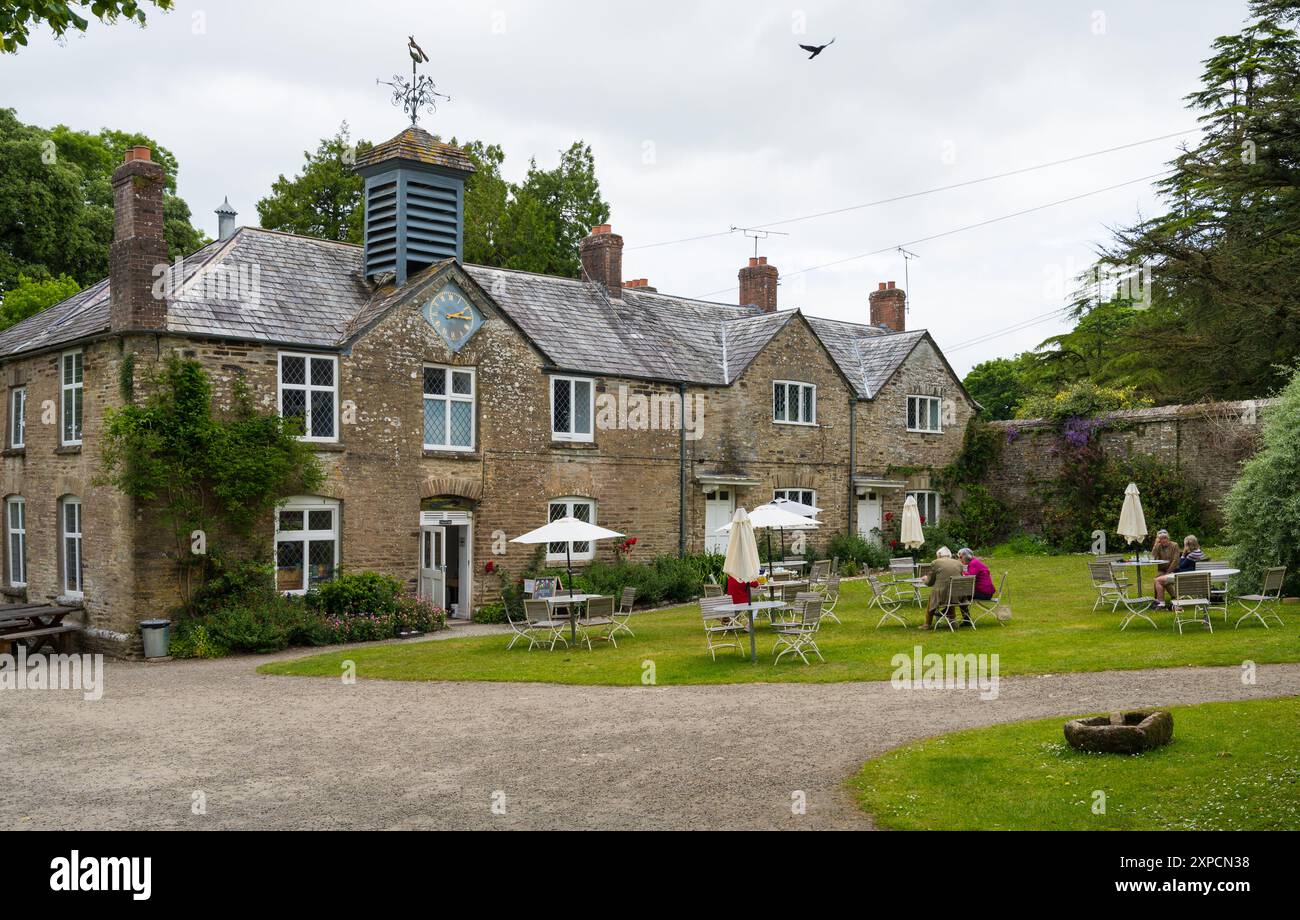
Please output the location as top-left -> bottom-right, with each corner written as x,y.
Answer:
419,504 -> 474,619
704,488 -> 734,555
857,490 -> 883,545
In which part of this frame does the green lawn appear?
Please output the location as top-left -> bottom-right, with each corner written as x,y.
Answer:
851,697 -> 1300,830
261,550 -> 1300,686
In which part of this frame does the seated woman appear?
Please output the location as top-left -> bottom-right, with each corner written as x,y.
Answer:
1154,535 -> 1208,610
958,548 -> 996,601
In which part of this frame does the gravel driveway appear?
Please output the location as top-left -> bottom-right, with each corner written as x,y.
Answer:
4,628 -> 1299,830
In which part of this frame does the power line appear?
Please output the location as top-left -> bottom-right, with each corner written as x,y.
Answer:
692,171 -> 1170,299
629,127 -> 1198,252
944,307 -> 1074,353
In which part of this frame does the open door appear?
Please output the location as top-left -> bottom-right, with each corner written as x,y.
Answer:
419,525 -> 446,609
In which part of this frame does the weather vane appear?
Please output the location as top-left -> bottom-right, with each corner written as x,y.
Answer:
377,36 -> 451,128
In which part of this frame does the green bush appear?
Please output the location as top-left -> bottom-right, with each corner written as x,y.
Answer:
953,485 -> 1008,549
314,572 -> 404,618
189,555 -> 277,613
474,602 -> 509,625
1227,369 -> 1300,596
827,532 -> 890,571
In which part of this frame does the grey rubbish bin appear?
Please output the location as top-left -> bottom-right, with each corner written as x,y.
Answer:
140,619 -> 172,659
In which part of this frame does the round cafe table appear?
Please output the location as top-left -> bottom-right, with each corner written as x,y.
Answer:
1111,559 -> 1159,598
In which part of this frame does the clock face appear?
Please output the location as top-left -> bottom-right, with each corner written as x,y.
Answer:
421,282 -> 483,352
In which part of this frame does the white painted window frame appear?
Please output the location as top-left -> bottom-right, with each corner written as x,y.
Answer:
908,490 -> 941,526
546,497 -> 596,563
274,496 -> 341,596
423,365 -> 477,452
60,350 -> 83,447
550,375 -> 595,443
773,380 -> 817,426
6,496 -> 25,588
61,496 -> 82,597
278,352 -> 340,443
10,386 -> 25,449
907,395 -> 944,434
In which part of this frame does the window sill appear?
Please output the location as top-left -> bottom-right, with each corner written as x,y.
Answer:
551,440 -> 598,450
54,445 -> 82,456
423,448 -> 481,460
3,447 -> 25,458
773,421 -> 819,428
905,429 -> 944,436
307,442 -> 346,453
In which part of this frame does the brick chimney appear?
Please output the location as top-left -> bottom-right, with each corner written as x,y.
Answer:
580,224 -> 624,299
624,278 -> 658,293
869,281 -> 906,332
110,146 -> 168,332
739,256 -> 779,313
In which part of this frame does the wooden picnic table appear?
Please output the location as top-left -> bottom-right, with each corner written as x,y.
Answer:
0,604 -> 80,653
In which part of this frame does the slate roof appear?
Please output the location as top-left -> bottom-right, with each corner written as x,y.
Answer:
0,227 -> 940,400
354,127 -> 476,174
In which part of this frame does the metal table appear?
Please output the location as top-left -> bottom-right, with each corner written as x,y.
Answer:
544,593 -> 606,647
1111,559 -> 1158,598
713,600 -> 788,663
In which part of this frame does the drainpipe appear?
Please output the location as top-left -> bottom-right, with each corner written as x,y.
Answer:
679,382 -> 688,558
848,399 -> 857,536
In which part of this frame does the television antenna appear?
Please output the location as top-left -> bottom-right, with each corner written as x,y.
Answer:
898,246 -> 920,314
731,226 -> 791,259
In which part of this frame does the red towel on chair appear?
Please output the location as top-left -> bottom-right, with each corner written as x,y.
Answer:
726,576 -> 757,606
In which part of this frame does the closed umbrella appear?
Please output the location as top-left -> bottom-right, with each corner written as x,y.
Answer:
512,517 -> 624,645
1118,482 -> 1148,562
900,494 -> 925,554
722,507 -> 763,662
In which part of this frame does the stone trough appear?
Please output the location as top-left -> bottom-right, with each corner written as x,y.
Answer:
1063,710 -> 1174,754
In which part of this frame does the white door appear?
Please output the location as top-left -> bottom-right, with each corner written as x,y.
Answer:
419,526 -> 446,608
858,492 -> 883,544
704,489 -> 734,554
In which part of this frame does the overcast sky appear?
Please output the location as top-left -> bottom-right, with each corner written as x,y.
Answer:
3,0 -> 1252,373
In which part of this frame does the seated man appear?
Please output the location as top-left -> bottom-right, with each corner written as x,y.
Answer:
1154,535 -> 1208,610
958,548 -> 995,601
1152,529 -> 1179,578
922,547 -> 966,629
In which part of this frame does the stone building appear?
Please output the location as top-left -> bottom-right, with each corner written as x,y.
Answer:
0,129 -> 975,654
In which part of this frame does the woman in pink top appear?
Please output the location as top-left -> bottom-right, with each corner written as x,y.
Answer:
958,548 -> 996,600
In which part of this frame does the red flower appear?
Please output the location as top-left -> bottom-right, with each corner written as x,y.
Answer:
920,516 -> 927,525
885,512 -> 894,523
891,539 -> 899,548
485,559 -> 496,574
626,537 -> 638,547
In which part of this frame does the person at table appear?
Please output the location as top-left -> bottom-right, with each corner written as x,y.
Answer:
1154,535 -> 1208,609
726,575 -> 759,606
1151,530 -> 1180,577
958,548 -> 995,601
922,547 -> 966,629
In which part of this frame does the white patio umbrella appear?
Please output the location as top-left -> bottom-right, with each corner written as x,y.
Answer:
768,497 -> 822,560
722,507 -> 762,600
716,503 -> 821,572
1118,482 -> 1148,561
511,517 -> 624,599
899,494 -> 925,554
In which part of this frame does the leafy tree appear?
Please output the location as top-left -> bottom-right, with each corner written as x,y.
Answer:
1016,380 -> 1152,422
1227,364 -> 1300,595
256,125 -> 371,244
256,127 -> 610,278
101,356 -> 323,602
0,0 -> 172,53
963,355 -> 1035,420
0,272 -> 79,329
1045,1 -> 1300,404
0,108 -> 207,292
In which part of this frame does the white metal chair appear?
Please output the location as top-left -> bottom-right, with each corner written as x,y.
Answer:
773,598 -> 826,665
505,603 -> 542,651
968,571 -> 1009,627
869,576 -> 908,629
1088,561 -> 1128,613
1171,571 -> 1213,634
703,583 -> 724,598
1196,561 -> 1233,621
522,599 -> 570,651
611,586 -> 637,638
1236,566 -> 1286,629
579,595 -> 618,650
817,573 -> 842,624
700,595 -> 746,661
1116,591 -> 1159,631
887,558 -> 921,605
931,575 -> 975,632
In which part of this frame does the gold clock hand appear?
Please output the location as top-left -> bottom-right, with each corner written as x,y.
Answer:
446,310 -> 471,320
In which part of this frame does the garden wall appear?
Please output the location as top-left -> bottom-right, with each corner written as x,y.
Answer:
985,400 -> 1274,536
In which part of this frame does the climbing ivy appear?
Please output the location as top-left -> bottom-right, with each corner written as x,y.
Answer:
101,355 -> 323,602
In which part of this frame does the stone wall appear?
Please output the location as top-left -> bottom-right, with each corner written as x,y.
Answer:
984,400 -> 1272,534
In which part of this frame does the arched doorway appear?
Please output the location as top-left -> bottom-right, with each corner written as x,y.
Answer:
419,494 -> 477,619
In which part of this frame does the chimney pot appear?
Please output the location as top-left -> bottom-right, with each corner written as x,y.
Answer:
581,224 -> 624,299
124,145 -> 152,163
739,256 -> 780,314
869,281 -> 907,333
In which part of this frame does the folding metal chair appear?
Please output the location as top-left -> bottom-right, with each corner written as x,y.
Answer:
1171,571 -> 1213,634
1236,566 -> 1286,629
817,573 -> 842,624
700,595 -> 746,660
931,575 -> 975,632
1117,592 -> 1159,631
1088,561 -> 1128,613
869,576 -> 908,629
523,599 -> 570,651
773,599 -> 825,665
579,596 -> 618,650
969,572 -> 1008,627
703,583 -> 724,598
612,586 -> 637,638
1196,561 -> 1233,621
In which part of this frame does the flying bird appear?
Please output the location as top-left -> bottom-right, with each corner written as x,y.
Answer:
408,35 -> 430,64
799,37 -> 836,59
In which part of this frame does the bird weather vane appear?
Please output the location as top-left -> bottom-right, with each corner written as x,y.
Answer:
377,36 -> 451,127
